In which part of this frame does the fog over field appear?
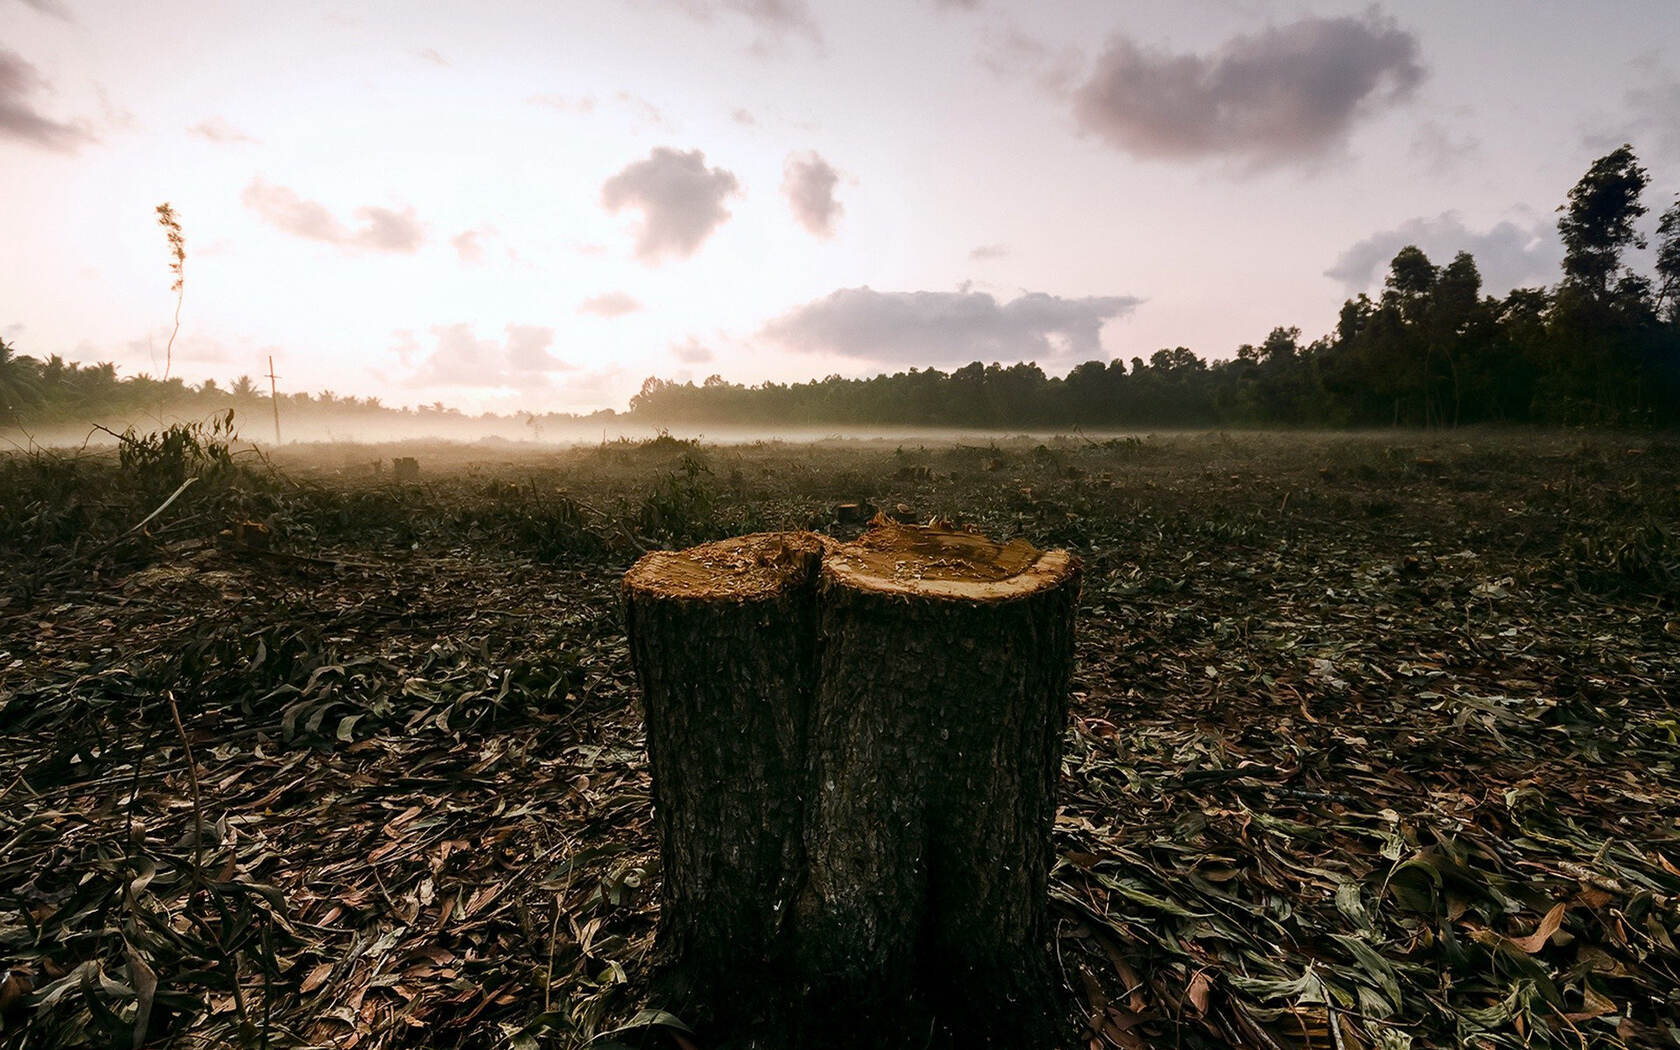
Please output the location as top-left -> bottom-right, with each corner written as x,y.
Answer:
6,415 -> 1174,453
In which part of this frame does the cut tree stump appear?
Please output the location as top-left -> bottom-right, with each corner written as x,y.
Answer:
622,531 -> 828,1037
834,501 -> 872,525
624,522 -> 1080,1049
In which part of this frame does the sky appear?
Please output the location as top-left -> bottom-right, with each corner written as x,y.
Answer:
3,0 -> 1679,415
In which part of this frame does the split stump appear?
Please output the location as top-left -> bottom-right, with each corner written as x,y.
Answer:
624,522 -> 1080,1049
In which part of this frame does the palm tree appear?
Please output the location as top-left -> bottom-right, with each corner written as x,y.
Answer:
0,337 -> 44,423
42,354 -> 67,389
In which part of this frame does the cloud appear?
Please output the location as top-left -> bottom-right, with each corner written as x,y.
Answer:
579,291 -> 643,318
15,0 -> 73,20
451,229 -> 486,263
506,324 -> 567,370
727,0 -> 819,39
1599,75 -> 1680,163
1072,11 -> 1424,167
354,205 -> 425,252
94,84 -> 136,132
188,116 -> 256,144
761,287 -> 1141,364
1409,120 -> 1478,174
242,180 -> 424,253
243,181 -> 343,242
406,323 -> 572,388
979,25 -> 1083,95
782,151 -> 842,237
614,91 -> 666,129
529,91 -> 665,129
969,243 -> 1009,260
672,337 -> 715,364
390,329 -> 420,367
1630,83 -> 1680,161
669,0 -> 823,51
0,48 -> 94,151
1325,212 -> 1562,295
529,93 -> 597,115
559,366 -> 630,405
601,147 -> 740,262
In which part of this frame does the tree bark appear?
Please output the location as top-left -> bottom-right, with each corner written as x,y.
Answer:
623,531 -> 829,1033
625,523 -> 1080,1050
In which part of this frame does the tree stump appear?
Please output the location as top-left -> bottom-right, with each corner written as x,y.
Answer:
625,522 -> 1080,1049
833,501 -> 872,525
622,531 -> 829,1035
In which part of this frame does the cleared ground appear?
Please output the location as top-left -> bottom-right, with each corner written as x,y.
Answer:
2,429 -> 1678,1049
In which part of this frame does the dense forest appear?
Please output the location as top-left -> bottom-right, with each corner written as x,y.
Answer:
3,145 -> 1677,434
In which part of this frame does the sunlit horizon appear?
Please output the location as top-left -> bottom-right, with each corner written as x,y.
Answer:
5,0 -> 1678,416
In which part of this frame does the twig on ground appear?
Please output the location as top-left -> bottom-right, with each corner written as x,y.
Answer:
166,688 -> 206,878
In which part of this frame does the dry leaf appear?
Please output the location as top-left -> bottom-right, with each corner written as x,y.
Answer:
1186,969 -> 1212,1014
1509,902 -> 1567,954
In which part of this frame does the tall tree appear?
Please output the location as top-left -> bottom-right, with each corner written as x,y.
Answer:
1429,251 -> 1486,425
0,337 -> 43,423
1655,196 -> 1680,323
1385,245 -> 1438,323
1366,246 -> 1438,423
1557,144 -> 1649,300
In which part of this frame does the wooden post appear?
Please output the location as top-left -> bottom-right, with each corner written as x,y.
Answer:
265,355 -> 281,445
624,522 -> 1080,1049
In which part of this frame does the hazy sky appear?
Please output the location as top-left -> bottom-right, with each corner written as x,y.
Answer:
4,0 -> 1678,413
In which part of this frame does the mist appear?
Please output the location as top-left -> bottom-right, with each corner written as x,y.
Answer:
3,411 -> 1168,458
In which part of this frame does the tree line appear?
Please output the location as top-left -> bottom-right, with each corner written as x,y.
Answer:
631,145 -> 1679,429
3,145 -> 1677,432
0,358 -> 452,428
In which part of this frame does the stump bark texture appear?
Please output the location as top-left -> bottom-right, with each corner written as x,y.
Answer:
624,522 -> 1080,1049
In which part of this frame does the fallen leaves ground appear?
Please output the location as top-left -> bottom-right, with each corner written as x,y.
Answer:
2,429 -> 1677,1049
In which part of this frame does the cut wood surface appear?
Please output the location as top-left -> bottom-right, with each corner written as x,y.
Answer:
822,522 -> 1075,600
622,529 -> 830,600
625,521 -> 1080,1049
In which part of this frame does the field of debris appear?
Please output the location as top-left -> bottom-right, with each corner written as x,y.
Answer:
2,425 -> 1678,1049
